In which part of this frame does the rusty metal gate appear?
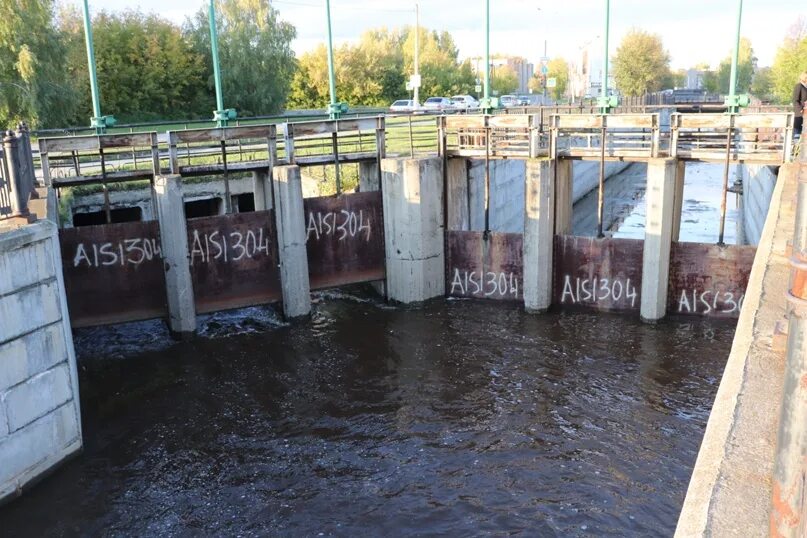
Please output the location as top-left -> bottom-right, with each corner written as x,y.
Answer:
186,210 -> 281,314
445,231 -> 523,301
59,221 -> 167,327
303,191 -> 385,290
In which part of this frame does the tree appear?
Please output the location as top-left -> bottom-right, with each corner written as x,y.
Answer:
751,67 -> 774,101
0,0 -> 81,128
528,74 -> 543,94
490,66 -> 518,96
715,37 -> 756,94
546,58 -> 570,101
612,29 -> 671,96
771,20 -> 807,104
185,0 -> 296,117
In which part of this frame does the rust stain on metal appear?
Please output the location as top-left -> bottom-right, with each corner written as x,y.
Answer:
667,242 -> 756,318
59,221 -> 167,327
186,210 -> 281,314
553,235 -> 644,312
303,191 -> 385,290
445,230 -> 523,301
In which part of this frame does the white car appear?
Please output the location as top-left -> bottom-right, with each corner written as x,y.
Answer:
422,97 -> 452,112
500,95 -> 519,108
389,99 -> 414,113
451,95 -> 479,110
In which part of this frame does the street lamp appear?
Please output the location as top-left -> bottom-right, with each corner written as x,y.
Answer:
325,0 -> 347,119
80,0 -> 115,133
597,0 -> 617,113
208,0 -> 236,127
724,0 -> 749,113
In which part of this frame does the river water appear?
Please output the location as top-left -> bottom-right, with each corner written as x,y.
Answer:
0,290 -> 732,536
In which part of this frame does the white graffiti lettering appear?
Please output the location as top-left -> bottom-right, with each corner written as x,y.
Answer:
72,238 -> 162,268
188,228 -> 270,266
306,210 -> 371,243
559,275 -> 638,307
676,288 -> 744,315
450,268 -> 519,299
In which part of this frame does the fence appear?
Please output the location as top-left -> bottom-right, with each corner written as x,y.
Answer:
0,123 -> 36,221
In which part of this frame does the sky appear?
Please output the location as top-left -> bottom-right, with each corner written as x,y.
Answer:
66,0 -> 803,70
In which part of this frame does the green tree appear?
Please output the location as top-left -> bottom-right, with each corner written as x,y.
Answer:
528,74 -> 543,94
0,0 -> 81,128
771,21 -> 807,104
751,66 -> 774,101
546,58 -> 570,101
490,66 -> 519,96
715,37 -> 756,94
185,0 -> 296,116
612,29 -> 671,96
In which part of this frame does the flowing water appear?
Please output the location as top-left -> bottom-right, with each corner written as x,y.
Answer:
0,291 -> 732,537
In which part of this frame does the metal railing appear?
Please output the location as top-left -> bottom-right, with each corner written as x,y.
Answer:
438,114 -> 548,159
0,123 -> 36,221
551,113 -> 661,160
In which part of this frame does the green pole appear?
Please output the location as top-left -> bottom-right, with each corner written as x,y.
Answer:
483,0 -> 490,112
209,0 -> 227,126
727,0 -> 744,114
325,0 -> 339,119
601,0 -> 610,114
81,0 -> 104,133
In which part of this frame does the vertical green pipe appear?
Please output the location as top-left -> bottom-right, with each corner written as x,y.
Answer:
81,0 -> 103,132
209,0 -> 225,126
484,0 -> 490,111
325,0 -> 338,119
728,0 -> 744,113
602,0 -> 610,114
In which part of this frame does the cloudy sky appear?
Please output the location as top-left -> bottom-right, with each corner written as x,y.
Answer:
66,0 -> 802,69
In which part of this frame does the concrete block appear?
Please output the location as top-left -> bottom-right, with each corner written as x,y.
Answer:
523,158 -> 555,312
468,159 -> 526,233
555,158 -> 573,235
272,165 -> 311,318
252,170 -> 273,211
2,364 -> 72,433
0,324 -> 66,392
154,175 -> 196,336
0,403 -> 80,499
359,160 -> 380,192
0,222 -> 56,296
382,157 -> 445,303
0,281 -> 62,344
640,158 -> 677,322
446,158 -> 469,231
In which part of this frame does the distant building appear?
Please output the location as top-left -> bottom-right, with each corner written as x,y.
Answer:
685,69 -> 706,90
471,56 -> 535,94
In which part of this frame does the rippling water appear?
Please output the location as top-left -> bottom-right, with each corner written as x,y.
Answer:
0,291 -> 731,536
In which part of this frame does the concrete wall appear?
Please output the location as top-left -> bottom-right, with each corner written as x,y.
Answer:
460,158 -> 633,234
0,220 -> 82,503
739,164 -> 778,246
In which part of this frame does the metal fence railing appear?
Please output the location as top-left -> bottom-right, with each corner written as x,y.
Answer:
0,123 -> 36,222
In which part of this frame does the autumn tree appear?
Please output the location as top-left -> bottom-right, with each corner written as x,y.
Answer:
0,0 -> 81,128
771,20 -> 807,104
714,37 -> 756,94
612,29 -> 671,96
546,58 -> 570,101
490,66 -> 519,96
185,0 -> 296,117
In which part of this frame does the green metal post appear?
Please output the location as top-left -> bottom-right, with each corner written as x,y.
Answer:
325,0 -> 339,119
601,0 -> 610,114
727,0 -> 744,114
209,0 -> 227,127
81,0 -> 104,133
483,0 -> 491,113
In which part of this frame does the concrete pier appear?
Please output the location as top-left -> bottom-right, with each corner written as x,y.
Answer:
555,159 -> 573,235
446,158 -> 470,231
154,175 -> 196,336
272,165 -> 311,318
523,158 -> 555,312
381,157 -> 444,303
252,170 -> 273,211
0,220 -> 82,503
640,159 -> 677,322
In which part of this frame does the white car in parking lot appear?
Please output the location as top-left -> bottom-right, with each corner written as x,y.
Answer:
389,99 -> 414,113
422,97 -> 453,112
451,95 -> 479,111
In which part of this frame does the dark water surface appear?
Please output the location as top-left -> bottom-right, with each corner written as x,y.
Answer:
0,292 -> 731,537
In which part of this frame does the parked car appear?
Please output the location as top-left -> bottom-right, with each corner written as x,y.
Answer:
389,99 -> 414,113
422,96 -> 453,112
517,95 -> 532,106
451,95 -> 479,111
500,95 -> 519,108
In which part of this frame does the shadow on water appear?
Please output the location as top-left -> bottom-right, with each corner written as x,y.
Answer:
0,289 -> 732,537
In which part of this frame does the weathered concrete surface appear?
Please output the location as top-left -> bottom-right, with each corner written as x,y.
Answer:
154,175 -> 196,336
739,164 -> 778,246
676,163 -> 795,537
272,165 -> 312,318
640,159 -> 676,322
381,157 -> 444,303
572,160 -> 632,203
0,220 -> 82,503
468,159 -> 527,233
523,159 -> 555,312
